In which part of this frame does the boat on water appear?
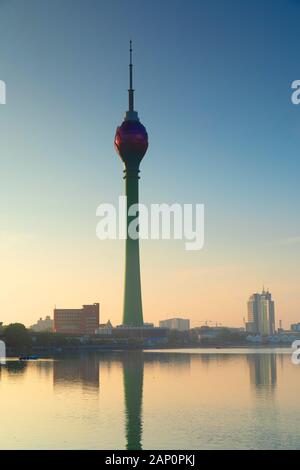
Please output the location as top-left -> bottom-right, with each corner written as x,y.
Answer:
19,355 -> 39,361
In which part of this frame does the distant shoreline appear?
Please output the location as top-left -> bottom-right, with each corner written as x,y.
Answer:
5,342 -> 293,358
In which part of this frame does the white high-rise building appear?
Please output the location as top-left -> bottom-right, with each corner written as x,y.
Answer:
246,289 -> 275,335
159,318 -> 190,331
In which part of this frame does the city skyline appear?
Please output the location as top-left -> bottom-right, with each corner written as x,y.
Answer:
1,0 -> 300,328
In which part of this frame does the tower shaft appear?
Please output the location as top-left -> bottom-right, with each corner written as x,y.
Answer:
123,168 -> 143,326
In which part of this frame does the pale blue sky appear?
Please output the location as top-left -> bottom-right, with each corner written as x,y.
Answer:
0,0 -> 299,326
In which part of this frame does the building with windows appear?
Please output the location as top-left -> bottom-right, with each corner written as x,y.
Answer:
54,303 -> 99,335
246,289 -> 275,335
159,318 -> 190,331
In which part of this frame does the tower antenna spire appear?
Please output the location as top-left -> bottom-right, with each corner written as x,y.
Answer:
129,40 -> 134,112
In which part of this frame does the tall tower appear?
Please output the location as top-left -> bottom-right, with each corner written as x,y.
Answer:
114,41 -> 148,326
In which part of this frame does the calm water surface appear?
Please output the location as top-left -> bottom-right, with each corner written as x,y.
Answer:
0,348 -> 299,449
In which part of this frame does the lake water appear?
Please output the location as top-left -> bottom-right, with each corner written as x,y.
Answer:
0,348 -> 299,449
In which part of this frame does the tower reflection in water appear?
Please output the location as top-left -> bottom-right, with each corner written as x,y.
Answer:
122,351 -> 144,450
122,351 -> 190,450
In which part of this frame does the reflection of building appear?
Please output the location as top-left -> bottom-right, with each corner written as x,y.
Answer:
291,323 -> 300,332
30,316 -> 53,332
246,289 -> 275,335
53,355 -> 100,390
159,318 -> 190,331
247,354 -> 279,448
248,354 -> 277,390
54,303 -> 99,335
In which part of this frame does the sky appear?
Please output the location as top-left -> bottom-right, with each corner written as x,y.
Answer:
0,0 -> 300,328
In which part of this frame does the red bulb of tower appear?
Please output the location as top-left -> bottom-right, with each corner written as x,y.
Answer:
114,120 -> 148,168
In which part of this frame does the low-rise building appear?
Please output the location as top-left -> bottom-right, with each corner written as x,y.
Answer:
114,325 -> 168,340
291,323 -> 300,332
247,330 -> 300,344
194,326 -> 243,340
30,316 -> 53,332
95,320 -> 113,335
